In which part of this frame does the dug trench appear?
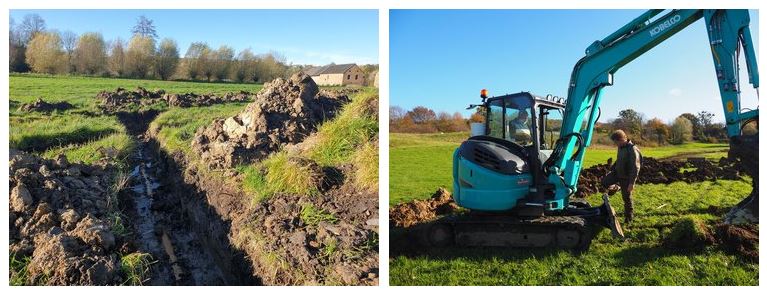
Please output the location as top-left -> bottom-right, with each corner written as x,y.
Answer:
116,110 -> 260,285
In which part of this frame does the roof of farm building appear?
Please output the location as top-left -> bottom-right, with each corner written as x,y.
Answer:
304,64 -> 357,76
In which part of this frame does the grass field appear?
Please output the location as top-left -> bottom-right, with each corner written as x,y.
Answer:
389,132 -> 730,205
9,74 -> 262,164
389,132 -> 756,285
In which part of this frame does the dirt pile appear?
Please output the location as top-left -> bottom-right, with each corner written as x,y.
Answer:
389,188 -> 459,228
715,224 -> 758,261
9,150 -> 124,285
577,157 -> 745,197
239,184 -> 378,285
662,218 -> 758,261
191,72 -> 349,169
18,98 -> 74,113
96,87 -> 253,113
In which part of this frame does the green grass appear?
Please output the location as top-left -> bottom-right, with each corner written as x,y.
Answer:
389,132 -> 730,205
120,252 -> 155,286
10,73 -> 264,110
241,151 -> 320,202
352,140 -> 379,192
307,89 -> 379,166
10,74 -> 263,165
10,113 -> 123,151
9,253 -> 31,286
391,179 -> 757,285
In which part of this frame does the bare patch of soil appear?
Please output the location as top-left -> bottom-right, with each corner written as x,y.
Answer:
17,98 -> 75,113
389,188 -> 459,228
577,157 -> 745,197
96,87 -> 253,113
715,224 -> 759,261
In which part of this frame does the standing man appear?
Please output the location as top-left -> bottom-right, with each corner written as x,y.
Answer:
601,130 -> 642,224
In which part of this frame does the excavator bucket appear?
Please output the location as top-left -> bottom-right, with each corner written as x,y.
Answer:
600,194 -> 624,238
724,134 -> 759,224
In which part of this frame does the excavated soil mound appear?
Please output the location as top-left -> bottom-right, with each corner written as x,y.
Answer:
715,224 -> 759,261
164,91 -> 250,107
389,188 -> 459,228
191,72 -> 349,169
18,98 -> 74,113
96,87 -> 253,113
577,157 -> 744,197
241,184 -> 378,285
9,150 -> 124,285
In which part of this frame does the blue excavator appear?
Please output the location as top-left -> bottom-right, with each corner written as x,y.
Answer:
430,9 -> 759,250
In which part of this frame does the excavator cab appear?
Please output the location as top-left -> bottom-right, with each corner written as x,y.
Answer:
454,92 -> 566,212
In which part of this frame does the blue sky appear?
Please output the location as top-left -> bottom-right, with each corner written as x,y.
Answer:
391,10 -> 759,123
10,9 -> 379,65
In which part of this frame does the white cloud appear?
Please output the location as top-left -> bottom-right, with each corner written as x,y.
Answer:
668,88 -> 683,97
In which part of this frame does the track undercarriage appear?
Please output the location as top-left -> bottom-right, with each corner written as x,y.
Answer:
421,195 -> 624,252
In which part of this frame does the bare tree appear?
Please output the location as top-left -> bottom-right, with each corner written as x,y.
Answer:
26,31 -> 67,74
183,42 -> 210,80
61,30 -> 77,73
254,51 -> 287,82
131,15 -> 158,40
155,38 -> 179,80
18,14 -> 46,45
389,106 -> 406,122
73,32 -> 107,75
212,45 -> 234,81
108,38 -> 126,77
232,48 -> 257,83
125,35 -> 155,78
9,17 -> 30,72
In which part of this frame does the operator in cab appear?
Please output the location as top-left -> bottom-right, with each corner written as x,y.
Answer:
600,130 -> 642,224
509,110 -> 532,145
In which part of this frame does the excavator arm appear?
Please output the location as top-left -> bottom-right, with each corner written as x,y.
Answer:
545,10 -> 759,211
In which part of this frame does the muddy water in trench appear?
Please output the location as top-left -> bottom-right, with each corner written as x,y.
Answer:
121,111 -> 258,285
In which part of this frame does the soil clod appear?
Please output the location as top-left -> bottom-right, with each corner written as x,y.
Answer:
389,188 -> 459,228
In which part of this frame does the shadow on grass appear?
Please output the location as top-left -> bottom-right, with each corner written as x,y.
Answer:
612,244 -> 708,267
13,127 -> 116,152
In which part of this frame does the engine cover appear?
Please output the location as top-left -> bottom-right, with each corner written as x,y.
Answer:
453,138 -> 533,211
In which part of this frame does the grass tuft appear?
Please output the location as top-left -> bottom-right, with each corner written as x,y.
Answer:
120,252 -> 154,286
9,253 -> 31,286
300,203 -> 338,226
307,90 -> 378,166
242,151 -> 319,202
351,140 -> 379,192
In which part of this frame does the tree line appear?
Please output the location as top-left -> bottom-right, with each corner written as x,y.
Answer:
390,105 -> 756,145
389,105 -> 483,133
9,14 -> 378,84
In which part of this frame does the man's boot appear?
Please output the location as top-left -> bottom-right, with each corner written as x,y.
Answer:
607,185 -> 620,196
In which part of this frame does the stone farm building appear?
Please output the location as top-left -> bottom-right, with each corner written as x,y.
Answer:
304,64 -> 366,86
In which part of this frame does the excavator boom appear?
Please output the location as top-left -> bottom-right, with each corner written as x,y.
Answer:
544,10 -> 758,223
